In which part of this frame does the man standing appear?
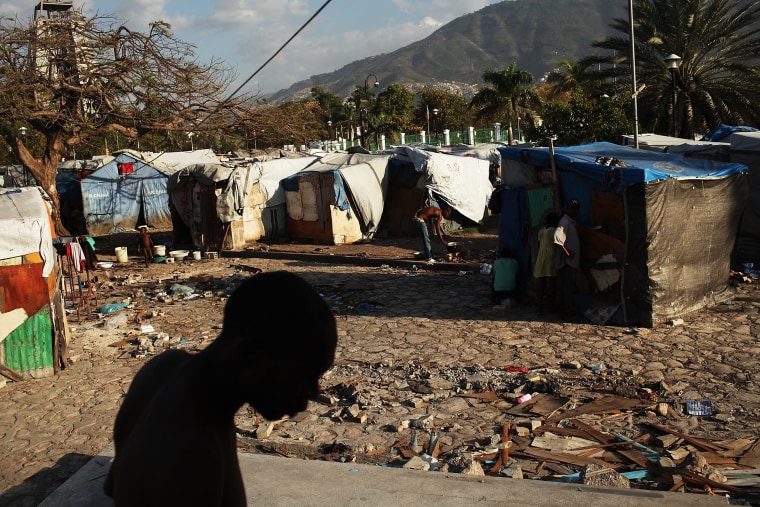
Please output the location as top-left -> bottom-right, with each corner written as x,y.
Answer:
413,205 -> 451,264
554,199 -> 580,319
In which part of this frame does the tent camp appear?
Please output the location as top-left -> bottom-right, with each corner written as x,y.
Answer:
168,154 -> 318,250
0,188 -> 68,379
497,142 -> 748,326
80,150 -> 218,236
282,147 -> 492,245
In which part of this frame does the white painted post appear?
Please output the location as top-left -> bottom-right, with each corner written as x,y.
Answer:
400,133 -> 406,145
380,135 -> 386,150
494,123 -> 501,142
468,126 -> 475,145
443,129 -> 450,146
421,131 -> 426,144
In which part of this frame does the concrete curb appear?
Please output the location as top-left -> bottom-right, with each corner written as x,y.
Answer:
40,447 -> 728,507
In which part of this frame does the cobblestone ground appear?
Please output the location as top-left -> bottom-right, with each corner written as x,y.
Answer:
0,250 -> 758,506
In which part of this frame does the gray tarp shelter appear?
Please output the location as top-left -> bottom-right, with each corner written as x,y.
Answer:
498,142 -> 749,326
168,155 -> 319,250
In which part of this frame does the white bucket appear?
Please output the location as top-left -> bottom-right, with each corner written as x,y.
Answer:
153,245 -> 166,257
192,251 -> 202,261
115,247 -> 128,263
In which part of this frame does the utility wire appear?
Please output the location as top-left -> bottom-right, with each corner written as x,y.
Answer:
206,0 -> 334,123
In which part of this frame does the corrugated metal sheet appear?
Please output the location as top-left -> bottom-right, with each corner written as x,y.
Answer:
3,306 -> 54,377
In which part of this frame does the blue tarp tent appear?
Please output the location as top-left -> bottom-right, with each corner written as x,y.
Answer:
497,142 -> 749,326
80,151 -> 176,235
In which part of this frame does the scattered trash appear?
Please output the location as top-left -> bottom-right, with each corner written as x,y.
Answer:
170,283 -> 195,297
686,400 -> 713,416
479,263 -> 492,275
668,318 -> 684,326
505,366 -> 528,373
105,312 -> 128,330
99,303 -> 128,315
517,393 -> 532,404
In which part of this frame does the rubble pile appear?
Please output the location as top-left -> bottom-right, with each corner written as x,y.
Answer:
235,359 -> 760,502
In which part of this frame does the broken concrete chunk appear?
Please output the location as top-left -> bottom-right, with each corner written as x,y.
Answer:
500,465 -> 523,479
580,464 -> 631,489
402,455 -> 430,471
446,453 -> 484,476
411,414 -> 435,429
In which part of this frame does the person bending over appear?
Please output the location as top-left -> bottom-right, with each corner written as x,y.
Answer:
104,271 -> 338,506
413,205 -> 452,264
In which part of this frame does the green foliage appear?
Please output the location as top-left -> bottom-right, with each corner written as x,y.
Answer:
416,88 -> 474,134
310,86 -> 345,120
584,0 -> 760,136
469,63 -> 541,144
528,92 -> 632,146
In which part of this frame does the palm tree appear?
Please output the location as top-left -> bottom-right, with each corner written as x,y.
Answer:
469,63 -> 541,145
545,60 -> 605,101
582,0 -> 760,138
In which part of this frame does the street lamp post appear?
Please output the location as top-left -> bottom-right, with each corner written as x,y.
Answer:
664,54 -> 682,138
432,108 -> 439,144
187,132 -> 195,151
360,74 -> 379,148
18,126 -> 28,185
327,120 -> 332,151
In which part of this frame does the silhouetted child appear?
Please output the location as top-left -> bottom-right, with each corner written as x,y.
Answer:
534,212 -> 560,313
136,225 -> 154,267
104,271 -> 338,506
492,247 -> 519,306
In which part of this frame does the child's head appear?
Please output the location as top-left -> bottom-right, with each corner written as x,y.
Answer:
218,271 -> 337,419
499,247 -> 512,259
545,212 -> 559,228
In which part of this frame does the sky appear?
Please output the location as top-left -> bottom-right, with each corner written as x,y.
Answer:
3,0 -> 503,96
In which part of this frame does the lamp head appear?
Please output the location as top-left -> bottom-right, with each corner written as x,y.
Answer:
664,54 -> 682,70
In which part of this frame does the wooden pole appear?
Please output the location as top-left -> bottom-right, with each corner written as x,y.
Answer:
549,138 -> 562,213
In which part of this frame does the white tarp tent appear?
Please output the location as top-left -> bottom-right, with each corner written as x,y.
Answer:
0,188 -> 55,277
393,146 -> 493,223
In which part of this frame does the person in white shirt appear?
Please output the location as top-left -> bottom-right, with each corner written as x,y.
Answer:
554,199 -> 580,319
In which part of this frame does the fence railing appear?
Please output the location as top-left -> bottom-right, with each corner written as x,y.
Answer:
333,127 -> 521,151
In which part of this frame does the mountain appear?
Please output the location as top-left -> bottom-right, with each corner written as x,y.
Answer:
269,0 -> 628,102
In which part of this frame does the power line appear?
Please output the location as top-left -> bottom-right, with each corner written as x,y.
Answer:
211,0 -> 334,120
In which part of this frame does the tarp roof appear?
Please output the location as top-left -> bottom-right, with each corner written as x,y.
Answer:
111,149 -> 219,173
498,142 -> 747,188
701,124 -> 759,142
621,133 -> 729,150
729,131 -> 760,152
0,188 -> 54,277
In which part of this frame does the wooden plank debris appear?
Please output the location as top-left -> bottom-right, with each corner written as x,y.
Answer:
514,448 -> 625,471
458,391 -> 502,402
546,395 -> 654,424
739,439 -> 760,468
643,423 -> 724,452
0,363 -> 24,382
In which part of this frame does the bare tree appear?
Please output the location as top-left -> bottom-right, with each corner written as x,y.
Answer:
0,9 -> 249,234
